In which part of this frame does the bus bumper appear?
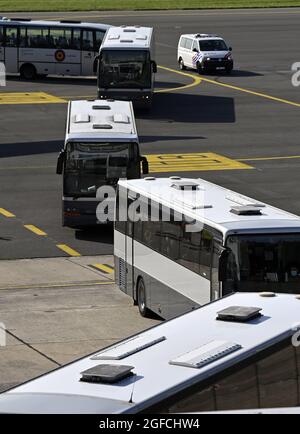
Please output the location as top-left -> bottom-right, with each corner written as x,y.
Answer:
97,90 -> 153,107
62,199 -> 113,227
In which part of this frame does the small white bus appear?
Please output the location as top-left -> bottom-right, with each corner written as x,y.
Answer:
114,177 -> 300,319
56,99 -> 148,227
97,26 -> 157,108
0,17 -> 110,79
0,292 -> 299,413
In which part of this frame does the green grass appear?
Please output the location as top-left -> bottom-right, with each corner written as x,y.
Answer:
0,0 -> 300,12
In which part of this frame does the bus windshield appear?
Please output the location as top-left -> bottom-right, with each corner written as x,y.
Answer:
99,49 -> 151,89
64,142 -> 137,197
225,233 -> 300,293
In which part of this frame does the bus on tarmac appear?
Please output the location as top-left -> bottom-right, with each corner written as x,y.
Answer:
0,17 -> 110,79
0,292 -> 299,414
56,99 -> 149,228
114,176 -> 300,319
97,26 -> 157,108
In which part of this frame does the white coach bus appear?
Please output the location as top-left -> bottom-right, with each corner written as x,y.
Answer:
114,177 -> 300,319
0,17 -> 110,79
0,292 -> 299,413
56,99 -> 148,227
97,26 -> 157,108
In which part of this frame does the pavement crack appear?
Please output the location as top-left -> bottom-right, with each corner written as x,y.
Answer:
5,329 -> 61,367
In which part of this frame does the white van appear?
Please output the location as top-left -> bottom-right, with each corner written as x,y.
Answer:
177,33 -> 233,74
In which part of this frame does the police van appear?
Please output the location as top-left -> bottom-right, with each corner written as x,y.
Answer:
177,33 -> 233,74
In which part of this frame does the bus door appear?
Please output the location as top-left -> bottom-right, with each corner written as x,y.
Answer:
210,239 -> 224,301
4,26 -> 18,73
81,29 -> 96,76
0,26 -> 4,63
126,221 -> 135,299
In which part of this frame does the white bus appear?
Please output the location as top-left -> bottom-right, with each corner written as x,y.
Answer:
0,17 -> 110,79
56,99 -> 148,227
97,26 -> 157,108
0,292 -> 299,413
114,177 -> 300,319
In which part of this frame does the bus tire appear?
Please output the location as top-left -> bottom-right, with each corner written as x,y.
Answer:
20,64 -> 37,80
179,58 -> 186,70
137,278 -> 150,317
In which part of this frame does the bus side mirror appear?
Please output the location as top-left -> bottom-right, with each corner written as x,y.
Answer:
152,61 -> 157,74
56,150 -> 65,175
141,156 -> 149,175
193,48 -> 199,52
93,55 -> 99,74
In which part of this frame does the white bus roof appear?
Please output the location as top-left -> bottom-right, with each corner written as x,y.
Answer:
0,18 -> 110,31
119,177 -> 300,237
65,99 -> 138,143
0,292 -> 299,414
101,26 -> 153,50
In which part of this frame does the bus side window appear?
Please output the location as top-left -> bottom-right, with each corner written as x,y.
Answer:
200,229 -> 213,277
0,26 -> 4,46
5,26 -> 19,47
82,30 -> 94,51
26,27 -> 50,49
49,28 -> 72,49
72,29 -> 81,50
95,30 -> 105,51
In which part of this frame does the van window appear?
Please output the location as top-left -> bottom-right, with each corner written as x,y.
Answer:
180,37 -> 186,48
185,38 -> 192,50
192,40 -> 199,51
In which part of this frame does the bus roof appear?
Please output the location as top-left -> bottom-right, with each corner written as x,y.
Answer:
119,177 -> 300,237
0,292 -> 299,414
65,99 -> 138,143
0,18 -> 111,31
101,26 -> 153,50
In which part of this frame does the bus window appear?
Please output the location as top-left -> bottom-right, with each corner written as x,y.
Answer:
0,26 -> 4,46
72,29 -> 81,50
5,27 -> 19,47
49,27 -> 72,49
95,30 -> 105,51
179,226 -> 201,274
200,229 -> 213,277
82,30 -> 94,51
26,27 -> 50,49
161,218 -> 180,261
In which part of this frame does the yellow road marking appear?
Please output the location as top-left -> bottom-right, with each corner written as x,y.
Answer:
156,65 -> 202,93
56,244 -> 81,257
0,281 -> 115,291
147,152 -> 253,173
0,208 -> 15,218
238,155 -> 300,162
91,263 -> 114,274
24,225 -> 47,236
0,92 -> 66,105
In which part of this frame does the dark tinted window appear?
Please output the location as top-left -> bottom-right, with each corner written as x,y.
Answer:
72,29 -> 81,50
82,29 -> 94,51
5,27 -> 18,47
161,217 -> 181,261
24,27 -> 51,48
179,226 -> 201,274
0,26 -> 4,47
152,340 -> 300,413
49,27 -> 72,49
143,220 -> 161,251
95,30 -> 105,51
200,229 -> 213,277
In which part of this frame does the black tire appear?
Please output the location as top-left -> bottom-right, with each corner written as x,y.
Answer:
196,62 -> 204,75
137,278 -> 150,317
20,64 -> 37,80
179,58 -> 186,71
225,66 -> 233,74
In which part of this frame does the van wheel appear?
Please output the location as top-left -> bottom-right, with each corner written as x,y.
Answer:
137,278 -> 150,317
225,66 -> 233,74
179,58 -> 186,70
20,64 -> 37,80
196,62 -> 204,75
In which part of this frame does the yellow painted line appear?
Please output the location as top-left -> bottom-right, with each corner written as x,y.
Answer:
0,92 -> 66,105
56,244 -> 81,257
0,281 -> 115,291
147,152 -> 253,173
24,225 -> 47,236
0,208 -> 15,217
238,155 -> 300,162
156,65 -> 201,93
91,263 -> 114,274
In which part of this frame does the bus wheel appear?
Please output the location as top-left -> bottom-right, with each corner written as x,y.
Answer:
137,278 -> 149,317
179,58 -> 186,70
20,64 -> 37,80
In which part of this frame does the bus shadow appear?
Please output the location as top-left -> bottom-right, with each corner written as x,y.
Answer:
0,140 -> 62,158
75,225 -> 113,245
6,75 -> 97,86
137,93 -> 235,123
140,135 -> 206,143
